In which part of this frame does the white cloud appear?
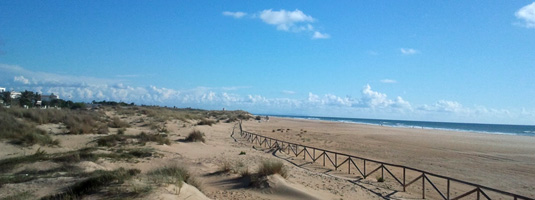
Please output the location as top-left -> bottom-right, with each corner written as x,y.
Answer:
224,9 -> 330,39
223,11 -> 247,19
14,76 -> 30,84
418,100 -> 465,113
515,2 -> 535,28
359,84 -> 393,108
2,63 -> 531,124
259,9 -> 314,31
400,48 -> 419,55
380,79 -> 397,84
312,31 -> 330,39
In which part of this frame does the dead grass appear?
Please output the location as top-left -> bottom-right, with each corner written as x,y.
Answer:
185,130 -> 205,143
148,165 -> 201,192
108,117 -> 130,128
96,132 -> 170,147
197,118 -> 216,126
0,111 -> 59,146
257,159 -> 288,178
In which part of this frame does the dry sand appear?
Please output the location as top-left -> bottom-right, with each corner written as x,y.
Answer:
0,110 -> 383,200
242,117 -> 535,199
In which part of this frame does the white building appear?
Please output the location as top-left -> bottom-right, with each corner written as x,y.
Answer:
0,87 -> 5,92
10,91 -> 21,99
42,94 -> 60,101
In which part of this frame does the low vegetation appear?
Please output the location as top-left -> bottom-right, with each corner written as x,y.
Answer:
376,176 -> 385,182
257,159 -> 288,178
0,148 -> 48,173
0,110 -> 59,146
96,132 -> 170,147
108,117 -> 130,128
42,168 -> 141,200
185,130 -> 206,143
197,118 -> 216,126
0,96 -> 254,198
137,132 -> 171,145
148,165 -> 201,195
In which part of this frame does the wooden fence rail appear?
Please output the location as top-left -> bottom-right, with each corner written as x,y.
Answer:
236,123 -> 533,200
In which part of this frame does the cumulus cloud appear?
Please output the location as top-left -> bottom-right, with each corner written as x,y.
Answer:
418,100 -> 465,113
222,11 -> 247,19
307,93 -> 352,107
259,9 -> 314,31
14,76 -> 30,84
306,85 -> 411,110
400,48 -> 419,55
380,79 -> 397,84
226,9 -> 329,39
515,2 -> 535,28
312,31 -> 330,39
3,63 -> 530,124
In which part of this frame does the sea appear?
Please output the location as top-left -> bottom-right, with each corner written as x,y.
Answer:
265,115 -> 535,136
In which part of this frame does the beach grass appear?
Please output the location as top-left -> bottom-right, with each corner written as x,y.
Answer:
185,130 -> 206,143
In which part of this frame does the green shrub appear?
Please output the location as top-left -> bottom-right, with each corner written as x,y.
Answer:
185,130 -> 205,143
376,176 -> 385,182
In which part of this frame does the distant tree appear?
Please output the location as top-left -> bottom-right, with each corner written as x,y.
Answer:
19,90 -> 39,107
0,91 -> 10,105
70,102 -> 86,110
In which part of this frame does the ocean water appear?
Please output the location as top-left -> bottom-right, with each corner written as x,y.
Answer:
267,115 -> 535,136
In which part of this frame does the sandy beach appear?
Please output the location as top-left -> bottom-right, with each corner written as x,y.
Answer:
242,117 -> 535,199
2,106 -> 534,200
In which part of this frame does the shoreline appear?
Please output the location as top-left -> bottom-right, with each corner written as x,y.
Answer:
264,114 -> 535,136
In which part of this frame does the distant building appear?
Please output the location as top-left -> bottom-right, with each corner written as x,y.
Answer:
10,91 -> 21,99
42,94 -> 60,101
0,87 -> 5,92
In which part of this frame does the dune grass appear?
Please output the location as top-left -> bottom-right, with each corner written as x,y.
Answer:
257,159 -> 288,178
185,130 -> 205,143
0,111 -> 59,146
108,117 -> 130,128
148,165 -> 202,194
0,191 -> 34,200
196,118 -> 216,126
96,132 -> 170,147
41,168 -> 141,200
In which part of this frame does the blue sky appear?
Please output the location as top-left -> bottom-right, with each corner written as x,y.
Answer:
1,1 -> 534,125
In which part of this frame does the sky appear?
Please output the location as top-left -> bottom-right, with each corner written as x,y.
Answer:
1,1 -> 534,125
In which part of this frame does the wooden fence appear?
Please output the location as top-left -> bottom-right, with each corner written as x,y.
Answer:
236,124 -> 533,200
